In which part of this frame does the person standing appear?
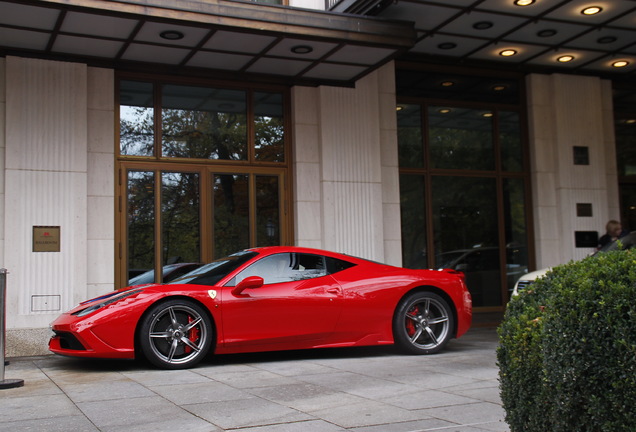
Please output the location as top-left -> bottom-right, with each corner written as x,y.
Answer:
598,220 -> 628,248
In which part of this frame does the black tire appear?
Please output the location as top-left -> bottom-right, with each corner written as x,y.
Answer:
393,291 -> 454,355
139,299 -> 213,369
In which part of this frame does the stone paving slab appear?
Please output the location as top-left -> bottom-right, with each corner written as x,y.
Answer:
0,328 -> 508,431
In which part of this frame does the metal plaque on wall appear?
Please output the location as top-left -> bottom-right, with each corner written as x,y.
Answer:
33,226 -> 61,252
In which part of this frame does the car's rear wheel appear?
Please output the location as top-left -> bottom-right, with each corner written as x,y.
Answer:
393,291 -> 454,354
139,299 -> 213,369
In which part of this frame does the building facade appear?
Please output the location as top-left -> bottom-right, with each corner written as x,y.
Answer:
1,0 -> 634,356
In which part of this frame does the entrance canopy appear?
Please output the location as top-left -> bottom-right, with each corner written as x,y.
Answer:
0,0 -> 415,86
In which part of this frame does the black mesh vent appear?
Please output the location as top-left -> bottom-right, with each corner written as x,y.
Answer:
55,332 -> 86,351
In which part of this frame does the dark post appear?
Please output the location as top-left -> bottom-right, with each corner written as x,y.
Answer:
0,269 -> 24,389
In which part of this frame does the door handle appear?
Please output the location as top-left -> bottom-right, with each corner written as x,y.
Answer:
326,287 -> 341,294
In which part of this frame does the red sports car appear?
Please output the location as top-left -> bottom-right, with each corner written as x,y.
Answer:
49,247 -> 472,369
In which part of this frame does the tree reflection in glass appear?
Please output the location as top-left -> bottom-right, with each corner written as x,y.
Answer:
127,171 -> 155,279
214,174 -> 249,257
254,92 -> 285,163
120,81 -> 154,156
162,172 -> 201,267
162,85 -> 247,160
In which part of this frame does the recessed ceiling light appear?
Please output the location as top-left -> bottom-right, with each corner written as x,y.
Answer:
160,30 -> 184,40
514,0 -> 535,5
557,55 -> 575,63
499,49 -> 517,57
492,85 -> 507,91
482,112 -> 494,118
441,81 -> 455,87
625,119 -> 636,124
291,45 -> 313,54
396,106 -> 404,111
581,6 -> 602,15
438,42 -> 457,50
439,108 -> 451,114
597,36 -> 617,44
473,21 -> 494,30
612,60 -> 629,68
537,29 -> 557,37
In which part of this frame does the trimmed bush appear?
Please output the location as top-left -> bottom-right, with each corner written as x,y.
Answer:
498,249 -> 636,432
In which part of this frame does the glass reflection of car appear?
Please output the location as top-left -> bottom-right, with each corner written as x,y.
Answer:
437,245 -> 527,306
512,232 -> 636,295
49,246 -> 472,370
128,263 -> 203,286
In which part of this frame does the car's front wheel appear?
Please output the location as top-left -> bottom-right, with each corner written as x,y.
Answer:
393,291 -> 454,354
139,299 -> 213,369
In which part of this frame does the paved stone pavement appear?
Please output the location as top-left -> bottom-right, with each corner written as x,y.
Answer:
0,328 -> 508,432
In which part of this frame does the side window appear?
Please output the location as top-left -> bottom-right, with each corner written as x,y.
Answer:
230,253 -> 328,285
326,257 -> 356,274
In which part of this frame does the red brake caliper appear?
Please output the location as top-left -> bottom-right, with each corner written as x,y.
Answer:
406,306 -> 418,337
185,315 -> 199,354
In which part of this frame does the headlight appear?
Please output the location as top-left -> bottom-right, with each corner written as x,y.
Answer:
73,289 -> 144,317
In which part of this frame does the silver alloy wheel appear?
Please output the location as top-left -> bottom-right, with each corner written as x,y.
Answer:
402,296 -> 451,350
146,303 -> 209,366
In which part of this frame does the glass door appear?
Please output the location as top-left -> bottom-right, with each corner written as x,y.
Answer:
118,164 -> 287,287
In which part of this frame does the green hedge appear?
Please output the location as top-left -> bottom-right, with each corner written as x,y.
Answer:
498,250 -> 636,432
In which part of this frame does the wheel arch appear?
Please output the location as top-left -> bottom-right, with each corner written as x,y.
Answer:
394,286 -> 458,338
133,295 -> 218,360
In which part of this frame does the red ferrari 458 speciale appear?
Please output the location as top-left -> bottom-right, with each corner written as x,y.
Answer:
50,247 -> 472,369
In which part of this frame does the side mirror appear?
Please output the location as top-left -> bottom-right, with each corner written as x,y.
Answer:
232,276 -> 264,296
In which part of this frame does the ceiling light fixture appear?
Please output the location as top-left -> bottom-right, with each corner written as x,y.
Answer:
537,29 -> 557,37
396,106 -> 404,111
499,49 -> 517,57
438,42 -> 457,50
625,119 -> 636,124
441,81 -> 455,87
612,60 -> 629,68
473,21 -> 494,30
291,45 -> 313,54
160,30 -> 184,40
492,85 -> 507,91
439,108 -> 451,114
514,0 -> 535,6
581,6 -> 602,15
557,55 -> 575,63
597,36 -> 617,44
482,112 -> 493,118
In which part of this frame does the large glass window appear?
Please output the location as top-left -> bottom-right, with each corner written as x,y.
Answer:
616,115 -> 636,232
214,173 -> 250,257
397,69 -> 531,309
117,77 -> 290,287
399,174 -> 426,268
119,80 -> 285,163
428,107 -> 494,170
255,92 -> 285,162
162,85 -> 247,160
432,176 -> 501,307
161,172 -> 201,265
127,171 -> 155,277
120,81 -> 154,157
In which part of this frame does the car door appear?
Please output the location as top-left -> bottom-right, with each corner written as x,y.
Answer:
220,252 -> 343,350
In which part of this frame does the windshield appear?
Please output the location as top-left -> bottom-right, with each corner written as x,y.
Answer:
168,251 -> 259,286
